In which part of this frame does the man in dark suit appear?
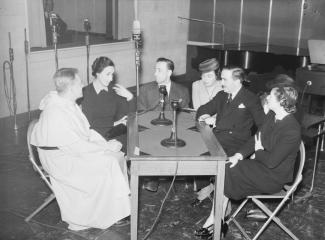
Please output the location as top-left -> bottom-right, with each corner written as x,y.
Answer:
137,57 -> 190,192
138,57 -> 190,111
193,66 -> 265,205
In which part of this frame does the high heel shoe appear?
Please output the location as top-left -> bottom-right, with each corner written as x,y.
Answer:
194,221 -> 228,239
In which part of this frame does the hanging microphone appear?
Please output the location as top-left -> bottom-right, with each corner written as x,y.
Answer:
84,18 -> 91,32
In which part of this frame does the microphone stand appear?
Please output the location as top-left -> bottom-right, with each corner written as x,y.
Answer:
2,32 -> 18,131
84,19 -> 91,84
50,15 -> 59,70
24,28 -> 31,121
161,99 -> 186,148
132,30 -> 141,109
151,85 -> 172,126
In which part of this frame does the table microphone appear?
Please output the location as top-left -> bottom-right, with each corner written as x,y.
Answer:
151,85 -> 172,126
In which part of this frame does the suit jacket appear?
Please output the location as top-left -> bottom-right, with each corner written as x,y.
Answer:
137,81 -> 190,111
196,87 -> 265,155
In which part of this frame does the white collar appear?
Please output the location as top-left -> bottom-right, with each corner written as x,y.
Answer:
93,80 -> 108,94
230,86 -> 242,99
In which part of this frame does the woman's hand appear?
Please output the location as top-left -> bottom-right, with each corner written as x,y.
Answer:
113,84 -> 133,101
227,153 -> 243,168
255,132 -> 264,151
106,139 -> 122,152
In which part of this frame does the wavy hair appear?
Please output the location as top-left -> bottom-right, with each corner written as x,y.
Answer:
273,86 -> 298,113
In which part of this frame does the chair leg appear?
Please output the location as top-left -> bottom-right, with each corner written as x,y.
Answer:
252,199 -> 299,240
25,193 -> 56,222
226,198 -> 248,225
310,125 -> 321,193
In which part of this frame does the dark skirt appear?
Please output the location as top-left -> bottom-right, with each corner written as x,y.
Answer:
224,159 -> 283,200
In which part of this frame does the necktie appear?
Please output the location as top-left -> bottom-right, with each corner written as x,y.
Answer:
226,94 -> 232,104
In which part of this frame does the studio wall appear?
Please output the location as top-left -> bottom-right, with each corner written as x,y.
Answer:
0,0 -> 190,119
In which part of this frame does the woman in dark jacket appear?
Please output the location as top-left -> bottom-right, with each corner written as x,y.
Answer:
195,85 -> 301,239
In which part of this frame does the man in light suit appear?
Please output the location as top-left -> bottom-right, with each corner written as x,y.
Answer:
193,66 -> 265,206
138,57 -> 190,112
137,57 -> 190,192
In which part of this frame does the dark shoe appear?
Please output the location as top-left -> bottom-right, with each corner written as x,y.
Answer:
194,225 -> 212,238
115,216 -> 130,227
191,198 -> 203,207
195,221 -> 228,239
143,180 -> 159,192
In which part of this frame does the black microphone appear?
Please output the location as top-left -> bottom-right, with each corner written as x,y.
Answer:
84,18 -> 91,46
159,85 -> 167,104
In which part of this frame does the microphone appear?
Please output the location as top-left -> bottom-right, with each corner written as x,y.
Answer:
49,12 -> 58,27
84,18 -> 91,32
300,80 -> 312,105
84,18 -> 91,46
132,20 -> 141,42
159,85 -> 167,104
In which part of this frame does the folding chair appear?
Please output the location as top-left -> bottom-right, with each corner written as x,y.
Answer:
25,119 -> 56,222
301,115 -> 325,193
226,141 -> 305,240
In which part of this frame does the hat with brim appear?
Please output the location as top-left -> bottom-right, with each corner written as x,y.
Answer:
266,74 -> 299,91
199,58 -> 219,73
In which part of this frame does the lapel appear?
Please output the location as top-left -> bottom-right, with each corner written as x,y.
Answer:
221,87 -> 246,118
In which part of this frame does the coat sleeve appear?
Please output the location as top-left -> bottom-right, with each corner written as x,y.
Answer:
137,86 -> 147,111
196,93 -> 221,119
255,130 -> 300,169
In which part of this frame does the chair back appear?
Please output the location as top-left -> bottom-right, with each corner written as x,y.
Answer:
27,119 -> 53,191
285,141 -> 305,194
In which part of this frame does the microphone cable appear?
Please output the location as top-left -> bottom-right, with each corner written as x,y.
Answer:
142,160 -> 179,240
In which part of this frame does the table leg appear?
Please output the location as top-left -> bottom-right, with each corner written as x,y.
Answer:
131,172 -> 139,240
213,160 -> 226,240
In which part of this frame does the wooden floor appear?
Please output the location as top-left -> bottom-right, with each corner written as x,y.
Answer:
0,113 -> 324,240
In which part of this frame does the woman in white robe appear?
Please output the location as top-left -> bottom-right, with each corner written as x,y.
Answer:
31,68 -> 130,231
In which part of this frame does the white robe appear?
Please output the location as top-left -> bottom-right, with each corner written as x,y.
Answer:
31,91 -> 130,230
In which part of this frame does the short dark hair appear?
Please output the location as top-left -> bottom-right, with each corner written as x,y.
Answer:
91,56 -> 115,77
156,57 -> 174,72
222,66 -> 246,82
53,68 -> 78,93
273,86 -> 298,113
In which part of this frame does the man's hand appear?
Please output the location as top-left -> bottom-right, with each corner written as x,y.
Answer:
113,84 -> 133,101
106,139 -> 122,152
227,153 -> 243,168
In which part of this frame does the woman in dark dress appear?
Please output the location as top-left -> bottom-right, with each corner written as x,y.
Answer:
195,85 -> 301,239
81,57 -> 135,152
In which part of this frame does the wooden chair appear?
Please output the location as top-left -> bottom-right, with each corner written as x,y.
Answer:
25,119 -> 56,222
226,141 -> 306,240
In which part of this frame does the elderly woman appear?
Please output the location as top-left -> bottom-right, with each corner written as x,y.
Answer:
81,57 -> 135,150
192,58 -> 223,110
31,68 -> 130,231
195,85 -> 301,239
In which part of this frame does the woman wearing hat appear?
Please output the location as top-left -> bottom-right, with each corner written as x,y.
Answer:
192,58 -> 223,110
